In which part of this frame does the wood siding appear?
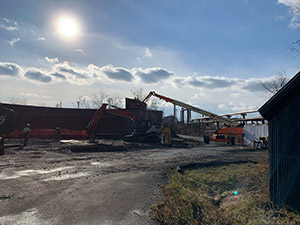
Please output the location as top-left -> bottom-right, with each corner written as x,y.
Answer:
269,94 -> 300,210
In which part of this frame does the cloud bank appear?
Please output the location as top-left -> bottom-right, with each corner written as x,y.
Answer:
0,60 -> 274,96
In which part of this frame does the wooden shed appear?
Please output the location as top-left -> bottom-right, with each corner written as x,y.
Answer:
259,71 -> 300,211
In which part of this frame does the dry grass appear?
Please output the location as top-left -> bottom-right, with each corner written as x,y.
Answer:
151,160 -> 300,225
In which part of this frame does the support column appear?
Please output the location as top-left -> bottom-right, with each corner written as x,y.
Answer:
242,113 -> 246,125
173,104 -> 176,119
180,108 -> 185,124
187,109 -> 191,124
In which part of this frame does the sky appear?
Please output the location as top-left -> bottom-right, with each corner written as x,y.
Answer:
0,0 -> 300,117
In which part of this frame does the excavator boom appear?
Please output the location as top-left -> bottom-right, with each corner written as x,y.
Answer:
86,103 -> 139,135
143,91 -> 239,127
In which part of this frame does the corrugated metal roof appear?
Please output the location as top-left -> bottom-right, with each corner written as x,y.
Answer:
259,71 -> 300,121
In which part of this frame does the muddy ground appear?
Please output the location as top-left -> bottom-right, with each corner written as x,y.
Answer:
0,138 -> 267,225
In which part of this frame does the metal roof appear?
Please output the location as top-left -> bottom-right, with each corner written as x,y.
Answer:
259,71 -> 300,121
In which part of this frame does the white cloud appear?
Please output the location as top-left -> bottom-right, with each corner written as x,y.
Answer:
45,57 -> 59,63
145,48 -> 152,57
101,64 -> 134,82
74,49 -> 85,55
0,59 -> 275,112
218,104 -> 228,110
0,18 -> 19,31
278,0 -> 300,28
133,67 -> 174,84
0,60 -> 274,113
24,68 -> 52,83
230,93 -> 242,98
218,101 -> 257,112
192,93 -> 208,99
170,75 -> 267,92
21,92 -> 40,98
0,62 -> 22,76
275,15 -> 285,21
55,62 -> 87,79
36,37 -> 46,41
52,62 -> 92,85
8,37 -> 20,46
137,47 -> 153,62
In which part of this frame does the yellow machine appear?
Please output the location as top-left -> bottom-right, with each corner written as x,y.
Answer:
160,123 -> 171,145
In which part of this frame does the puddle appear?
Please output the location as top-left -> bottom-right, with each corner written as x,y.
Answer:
91,162 -> 112,167
60,140 -> 84,144
132,209 -> 148,217
0,166 -> 74,180
0,208 -> 43,225
42,172 -> 90,181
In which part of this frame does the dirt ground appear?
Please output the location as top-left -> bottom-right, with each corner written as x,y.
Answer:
0,138 -> 267,225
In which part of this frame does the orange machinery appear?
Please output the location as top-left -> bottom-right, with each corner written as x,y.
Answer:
143,91 -> 243,144
86,103 -> 139,140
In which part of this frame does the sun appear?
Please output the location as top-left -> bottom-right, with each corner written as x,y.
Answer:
57,17 -> 79,38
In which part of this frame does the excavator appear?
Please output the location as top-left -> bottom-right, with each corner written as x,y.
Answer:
86,103 -> 138,141
86,103 -> 162,143
142,91 -> 243,144
0,104 -> 17,155
87,92 -> 243,145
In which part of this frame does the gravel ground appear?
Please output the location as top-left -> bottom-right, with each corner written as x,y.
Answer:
0,139 -> 267,225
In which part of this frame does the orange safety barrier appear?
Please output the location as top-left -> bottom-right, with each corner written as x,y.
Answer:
5,128 -> 88,139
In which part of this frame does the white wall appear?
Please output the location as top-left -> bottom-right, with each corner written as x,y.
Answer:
244,124 -> 268,146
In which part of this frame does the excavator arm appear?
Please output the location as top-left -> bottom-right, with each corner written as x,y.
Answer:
86,103 -> 139,136
143,91 -> 239,127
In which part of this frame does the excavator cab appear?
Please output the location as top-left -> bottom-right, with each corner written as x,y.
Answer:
124,120 -> 161,143
134,120 -> 152,134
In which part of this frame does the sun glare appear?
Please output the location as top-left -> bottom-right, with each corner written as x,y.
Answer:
57,17 -> 79,38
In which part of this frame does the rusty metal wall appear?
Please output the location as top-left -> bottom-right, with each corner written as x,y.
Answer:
2,103 -> 162,137
269,94 -> 300,211
2,103 -> 128,135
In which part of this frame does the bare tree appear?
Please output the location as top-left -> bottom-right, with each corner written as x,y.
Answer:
260,72 -> 288,94
131,88 -> 145,100
91,90 -> 108,108
72,96 -> 92,109
73,90 -> 125,109
131,87 -> 161,110
37,102 -> 46,107
283,2 -> 300,54
6,97 -> 28,105
148,98 -> 161,110
107,94 -> 123,107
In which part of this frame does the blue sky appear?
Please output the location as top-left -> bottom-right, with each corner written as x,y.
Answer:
0,0 -> 299,116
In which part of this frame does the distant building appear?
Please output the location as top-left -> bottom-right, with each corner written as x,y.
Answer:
259,71 -> 300,211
